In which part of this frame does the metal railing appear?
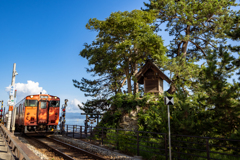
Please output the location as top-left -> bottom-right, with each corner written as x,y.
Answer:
171,134 -> 240,160
63,124 -> 240,160
0,124 -> 41,160
63,124 -> 93,139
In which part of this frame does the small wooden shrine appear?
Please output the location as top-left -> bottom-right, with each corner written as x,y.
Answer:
135,60 -> 171,95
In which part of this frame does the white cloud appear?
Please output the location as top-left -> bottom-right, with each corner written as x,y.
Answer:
66,98 -> 83,113
5,81 -> 83,113
5,80 -> 47,101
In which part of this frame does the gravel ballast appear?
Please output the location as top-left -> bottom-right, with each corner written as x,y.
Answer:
52,135 -> 137,160
17,136 -> 49,160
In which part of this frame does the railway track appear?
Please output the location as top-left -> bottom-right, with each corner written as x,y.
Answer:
26,135 -> 107,160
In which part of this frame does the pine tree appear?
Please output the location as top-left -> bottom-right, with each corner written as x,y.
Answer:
143,0 -> 239,94
144,0 -> 239,59
77,10 -> 167,95
225,13 -> 240,81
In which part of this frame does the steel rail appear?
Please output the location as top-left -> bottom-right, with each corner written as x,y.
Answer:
30,136 -> 75,160
49,137 -> 107,160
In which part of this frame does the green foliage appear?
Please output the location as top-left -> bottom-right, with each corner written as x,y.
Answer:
79,9 -> 167,94
96,92 -> 160,128
225,13 -> 240,41
74,1 -> 240,158
96,45 -> 240,156
225,13 -> 240,82
197,45 -> 240,139
144,0 -> 239,60
92,128 -> 167,160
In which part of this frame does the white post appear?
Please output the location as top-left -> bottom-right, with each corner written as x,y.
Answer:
7,108 -> 12,131
7,63 -> 18,131
168,105 -> 172,160
11,107 -> 17,132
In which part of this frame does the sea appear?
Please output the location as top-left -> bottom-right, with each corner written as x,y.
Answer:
62,112 -> 99,127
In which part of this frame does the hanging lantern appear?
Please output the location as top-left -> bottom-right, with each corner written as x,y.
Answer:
91,122 -> 93,124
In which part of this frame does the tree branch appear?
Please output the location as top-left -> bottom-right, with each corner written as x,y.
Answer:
194,37 -> 217,49
189,40 -> 206,57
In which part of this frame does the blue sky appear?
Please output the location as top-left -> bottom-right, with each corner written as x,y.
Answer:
0,0 -> 239,113
0,0 -> 148,113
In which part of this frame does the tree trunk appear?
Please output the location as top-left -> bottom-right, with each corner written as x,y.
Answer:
133,63 -> 139,95
182,25 -> 190,57
127,75 -> 132,94
125,63 -> 132,94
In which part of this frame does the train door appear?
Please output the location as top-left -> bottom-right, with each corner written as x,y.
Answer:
37,101 -> 49,124
48,100 -> 60,125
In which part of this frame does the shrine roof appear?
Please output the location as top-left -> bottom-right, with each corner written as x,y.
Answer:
135,60 -> 172,84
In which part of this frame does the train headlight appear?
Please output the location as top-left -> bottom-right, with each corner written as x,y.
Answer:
30,95 -> 33,98
55,97 -> 57,99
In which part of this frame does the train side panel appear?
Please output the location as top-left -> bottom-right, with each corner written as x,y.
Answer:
15,106 -> 19,126
20,101 -> 25,126
14,98 -> 26,131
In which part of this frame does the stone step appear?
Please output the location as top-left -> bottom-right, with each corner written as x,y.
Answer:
0,145 -> 8,152
0,153 -> 12,160
0,141 -> 6,146
0,135 -> 13,160
0,135 -> 6,142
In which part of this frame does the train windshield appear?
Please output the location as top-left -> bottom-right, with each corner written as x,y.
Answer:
40,102 -> 47,109
25,100 -> 38,107
49,101 -> 60,107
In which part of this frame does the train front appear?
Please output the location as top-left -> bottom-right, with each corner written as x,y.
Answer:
24,94 -> 60,133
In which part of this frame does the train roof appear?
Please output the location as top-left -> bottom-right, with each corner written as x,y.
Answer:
15,94 -> 60,107
25,94 -> 59,97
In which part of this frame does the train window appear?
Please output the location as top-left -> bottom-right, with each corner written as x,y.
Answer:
25,100 -> 38,106
29,100 -> 38,106
40,96 -> 48,99
40,102 -> 47,109
49,101 -> 60,107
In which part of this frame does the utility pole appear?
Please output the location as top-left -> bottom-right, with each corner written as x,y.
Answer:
7,63 -> 18,131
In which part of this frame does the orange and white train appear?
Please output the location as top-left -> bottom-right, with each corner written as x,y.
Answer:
14,93 -> 60,133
